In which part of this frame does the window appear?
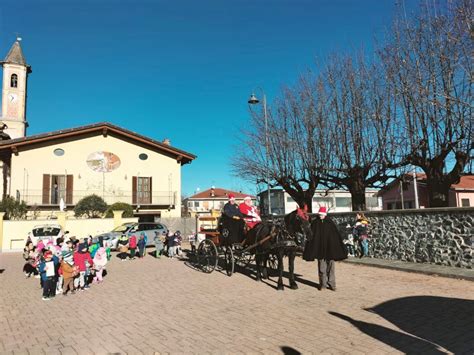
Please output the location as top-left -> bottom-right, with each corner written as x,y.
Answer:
194,201 -> 200,208
335,197 -> 352,208
42,174 -> 73,205
53,148 -> 65,156
10,74 -> 18,88
461,199 -> 470,207
137,177 -> 151,204
366,197 -> 379,208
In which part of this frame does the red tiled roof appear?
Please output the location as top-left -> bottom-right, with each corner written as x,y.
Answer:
451,175 -> 474,189
188,188 -> 255,200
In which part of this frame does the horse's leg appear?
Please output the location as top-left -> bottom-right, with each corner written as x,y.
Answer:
262,253 -> 269,279
277,250 -> 284,291
289,251 -> 298,290
255,253 -> 262,282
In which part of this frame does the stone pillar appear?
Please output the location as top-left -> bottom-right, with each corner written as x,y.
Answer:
113,210 -> 124,228
56,211 -> 67,231
0,212 -> 5,252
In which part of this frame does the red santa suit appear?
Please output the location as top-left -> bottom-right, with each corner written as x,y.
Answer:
239,202 -> 261,229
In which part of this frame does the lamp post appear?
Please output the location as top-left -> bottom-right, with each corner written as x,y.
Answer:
248,90 -> 271,216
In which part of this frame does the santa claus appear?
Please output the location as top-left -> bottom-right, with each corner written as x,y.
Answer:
238,196 -> 261,229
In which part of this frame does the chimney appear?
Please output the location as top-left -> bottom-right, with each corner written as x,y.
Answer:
210,186 -> 215,197
162,138 -> 171,145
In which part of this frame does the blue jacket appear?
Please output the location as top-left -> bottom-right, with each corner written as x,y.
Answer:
39,255 -> 59,281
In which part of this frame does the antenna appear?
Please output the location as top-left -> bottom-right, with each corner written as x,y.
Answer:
14,32 -> 22,42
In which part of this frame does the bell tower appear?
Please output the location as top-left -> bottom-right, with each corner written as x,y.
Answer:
1,38 -> 31,140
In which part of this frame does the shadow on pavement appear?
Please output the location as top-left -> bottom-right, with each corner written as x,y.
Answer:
366,296 -> 474,354
330,295 -> 474,353
0,269 -> 4,274
280,346 -> 301,354
329,311 -> 444,353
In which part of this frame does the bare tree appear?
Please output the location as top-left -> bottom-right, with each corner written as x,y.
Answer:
232,75 -> 331,213
320,54 -> 403,210
381,0 -> 473,207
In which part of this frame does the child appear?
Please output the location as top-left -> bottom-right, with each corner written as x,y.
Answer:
73,242 -> 93,291
174,231 -> 183,257
166,231 -> 176,259
154,231 -> 164,258
60,251 -> 77,295
353,213 -> 370,258
129,233 -> 138,259
39,250 -> 59,300
137,234 -> 146,258
117,234 -> 129,261
93,247 -> 108,283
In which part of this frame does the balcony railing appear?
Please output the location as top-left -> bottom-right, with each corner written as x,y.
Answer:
16,189 -> 177,207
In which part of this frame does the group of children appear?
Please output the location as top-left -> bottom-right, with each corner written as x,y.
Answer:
115,230 -> 183,260
344,212 -> 370,257
22,236 -> 109,300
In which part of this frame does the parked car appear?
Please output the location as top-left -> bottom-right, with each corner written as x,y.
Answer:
97,222 -> 168,250
30,224 -> 68,245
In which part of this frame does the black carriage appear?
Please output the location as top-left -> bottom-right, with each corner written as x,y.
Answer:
195,214 -> 280,276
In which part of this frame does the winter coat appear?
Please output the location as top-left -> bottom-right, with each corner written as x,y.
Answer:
93,248 -> 108,270
303,216 -> 348,262
73,251 -> 93,272
137,237 -> 146,250
223,202 -> 244,219
60,261 -> 76,279
129,235 -> 137,249
39,255 -> 59,281
353,218 -> 369,240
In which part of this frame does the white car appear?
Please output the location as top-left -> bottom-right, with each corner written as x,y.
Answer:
30,224 -> 67,245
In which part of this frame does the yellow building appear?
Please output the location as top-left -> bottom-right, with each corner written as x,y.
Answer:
0,39 -> 195,220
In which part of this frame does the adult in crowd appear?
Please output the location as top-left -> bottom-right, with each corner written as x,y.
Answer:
303,206 -> 347,291
23,241 -> 38,278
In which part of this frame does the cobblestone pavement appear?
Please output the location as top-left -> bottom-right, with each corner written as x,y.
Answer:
1,249 -> 473,355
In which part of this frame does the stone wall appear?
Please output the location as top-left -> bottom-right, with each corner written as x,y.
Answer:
316,208 -> 474,269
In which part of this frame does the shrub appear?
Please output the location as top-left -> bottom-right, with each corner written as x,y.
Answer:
0,196 -> 28,220
105,202 -> 134,218
74,194 -> 108,218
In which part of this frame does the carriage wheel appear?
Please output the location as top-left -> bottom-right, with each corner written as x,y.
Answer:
197,239 -> 218,273
224,246 -> 234,277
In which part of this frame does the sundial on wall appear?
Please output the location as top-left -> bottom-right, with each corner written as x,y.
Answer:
86,151 -> 121,172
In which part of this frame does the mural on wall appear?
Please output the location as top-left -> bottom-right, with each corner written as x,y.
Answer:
86,151 -> 121,172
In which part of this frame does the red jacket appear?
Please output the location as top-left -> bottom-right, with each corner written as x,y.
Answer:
129,235 -> 137,249
239,203 -> 261,229
73,251 -> 93,272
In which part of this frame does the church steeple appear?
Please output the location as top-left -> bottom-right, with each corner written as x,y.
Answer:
1,38 -> 31,140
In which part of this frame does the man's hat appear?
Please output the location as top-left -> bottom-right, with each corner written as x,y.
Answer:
318,206 -> 327,216
228,193 -> 235,199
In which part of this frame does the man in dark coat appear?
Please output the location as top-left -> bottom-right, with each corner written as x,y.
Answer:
303,206 -> 347,291
222,193 -> 245,245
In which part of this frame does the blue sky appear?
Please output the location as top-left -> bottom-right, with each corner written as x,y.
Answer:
0,0 -> 417,197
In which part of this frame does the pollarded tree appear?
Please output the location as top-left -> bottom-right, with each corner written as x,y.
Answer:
74,194 -> 108,218
381,0 -> 473,207
321,54 -> 403,211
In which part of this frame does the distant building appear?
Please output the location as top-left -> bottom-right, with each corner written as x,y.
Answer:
257,188 -> 382,215
183,187 -> 256,217
378,174 -> 474,209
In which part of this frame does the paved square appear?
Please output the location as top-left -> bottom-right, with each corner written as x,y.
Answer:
1,250 -> 473,354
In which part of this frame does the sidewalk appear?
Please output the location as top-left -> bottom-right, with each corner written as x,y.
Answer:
344,256 -> 474,281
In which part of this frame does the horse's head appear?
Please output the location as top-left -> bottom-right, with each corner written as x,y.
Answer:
284,206 -> 313,248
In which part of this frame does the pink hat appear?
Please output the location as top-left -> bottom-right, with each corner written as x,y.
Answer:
228,193 -> 235,199
318,206 -> 327,216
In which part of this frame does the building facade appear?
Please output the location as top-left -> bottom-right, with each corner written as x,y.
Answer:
0,40 -> 196,220
258,188 -> 382,215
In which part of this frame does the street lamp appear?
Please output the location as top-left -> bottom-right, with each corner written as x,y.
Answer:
248,89 -> 271,216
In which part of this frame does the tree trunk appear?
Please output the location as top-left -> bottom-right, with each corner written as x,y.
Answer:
426,179 -> 451,208
347,175 -> 367,211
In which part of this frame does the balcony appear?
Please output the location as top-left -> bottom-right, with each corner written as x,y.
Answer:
16,189 -> 177,207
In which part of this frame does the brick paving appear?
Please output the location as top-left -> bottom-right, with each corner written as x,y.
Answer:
1,249 -> 473,355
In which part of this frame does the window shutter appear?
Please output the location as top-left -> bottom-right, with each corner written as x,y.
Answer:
132,176 -> 137,204
66,175 -> 74,204
42,174 -> 50,204
149,177 -> 152,204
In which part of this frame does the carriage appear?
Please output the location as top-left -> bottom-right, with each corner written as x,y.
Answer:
194,214 -> 286,276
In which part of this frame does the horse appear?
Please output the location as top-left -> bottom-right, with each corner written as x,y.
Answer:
245,207 -> 312,290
